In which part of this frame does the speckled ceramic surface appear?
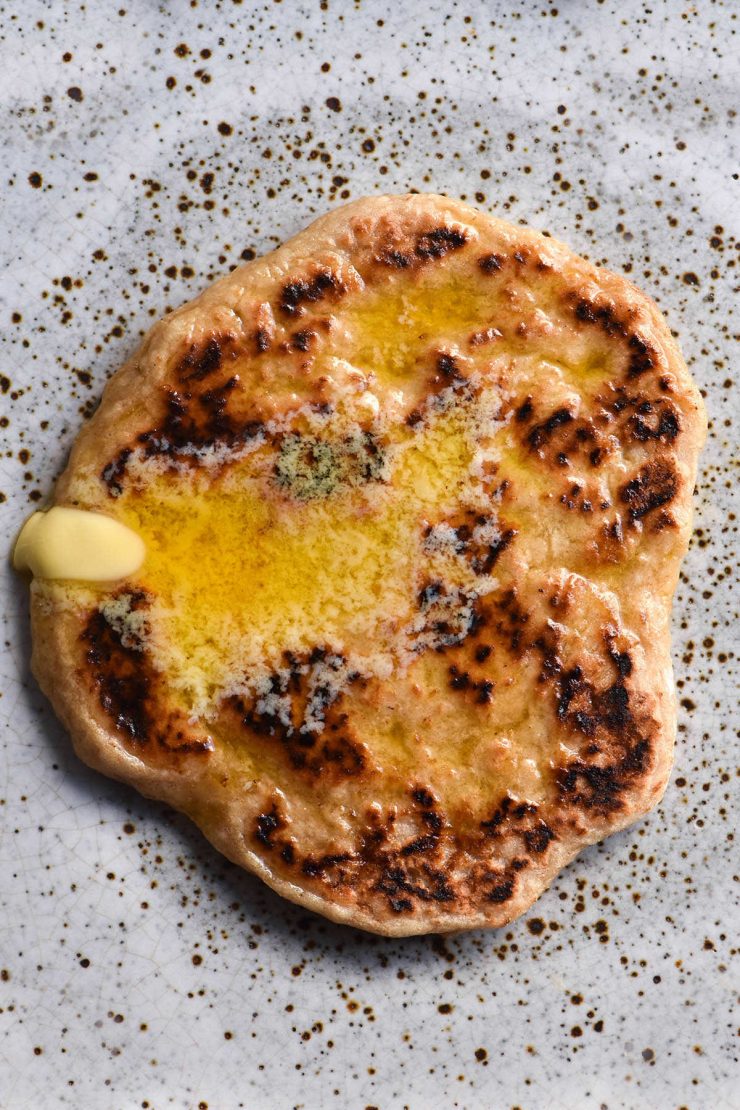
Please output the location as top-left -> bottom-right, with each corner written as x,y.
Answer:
1,3 -> 737,1107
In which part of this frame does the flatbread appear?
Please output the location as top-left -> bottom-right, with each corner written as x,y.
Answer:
28,194 -> 706,935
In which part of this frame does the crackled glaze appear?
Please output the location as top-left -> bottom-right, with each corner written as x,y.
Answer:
0,2 -> 736,1107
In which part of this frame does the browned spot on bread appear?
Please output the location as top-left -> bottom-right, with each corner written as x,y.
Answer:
549,627 -> 657,815
415,226 -> 468,259
254,804 -> 286,848
481,796 -> 535,835
100,332 -> 271,493
138,381 -> 263,460
575,297 -> 625,333
81,592 -> 213,758
477,253 -> 505,274
255,327 -> 272,353
572,297 -> 659,379
446,582 -> 662,820
371,225 -> 468,273
358,791 -> 456,912
376,247 -> 414,269
401,352 -> 474,420
425,509 -> 517,576
178,335 -> 230,382
301,851 -> 353,877
524,821 -> 556,854
628,400 -> 680,443
230,649 -> 368,779
447,663 -> 495,705
279,269 -> 344,317
101,377 -> 265,494
253,778 -> 552,915
426,352 -> 468,398
288,328 -> 316,353
491,588 -> 531,655
651,509 -> 677,532
626,333 -> 658,379
515,396 -> 534,423
250,787 -> 456,915
556,738 -> 652,814
515,384 -> 682,485
252,302 -> 276,354
559,480 -> 597,513
527,407 -> 575,451
620,459 -> 678,521
486,875 -> 516,903
479,797 -> 557,870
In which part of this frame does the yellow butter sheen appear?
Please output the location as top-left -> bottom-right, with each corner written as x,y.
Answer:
118,405 -> 480,708
13,507 -> 145,582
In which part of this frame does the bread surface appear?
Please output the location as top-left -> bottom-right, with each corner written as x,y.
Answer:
30,194 -> 706,935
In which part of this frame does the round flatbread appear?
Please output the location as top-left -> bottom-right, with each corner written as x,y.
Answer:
28,194 -> 706,935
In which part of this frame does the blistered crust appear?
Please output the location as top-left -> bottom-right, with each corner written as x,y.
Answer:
31,194 -> 706,935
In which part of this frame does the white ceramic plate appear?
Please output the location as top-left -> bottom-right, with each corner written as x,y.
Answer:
1,3 -> 736,1107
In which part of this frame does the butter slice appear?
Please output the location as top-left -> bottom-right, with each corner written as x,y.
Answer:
13,507 -> 145,582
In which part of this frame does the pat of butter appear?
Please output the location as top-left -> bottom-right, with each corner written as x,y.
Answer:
13,507 -> 145,582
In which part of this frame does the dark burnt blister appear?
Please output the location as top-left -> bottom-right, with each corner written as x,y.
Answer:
515,396 -> 534,423
491,588 -> 531,655
251,786 -> 455,915
405,352 -> 474,420
619,459 -> 679,522
81,591 -> 213,756
376,247 -> 414,269
231,649 -> 367,779
524,822 -> 556,854
254,327 -> 272,353
514,382 -> 683,547
527,407 -> 575,451
278,269 -> 344,317
486,876 -> 516,904
469,585 -> 658,820
477,252 -> 505,274
255,807 -> 284,847
130,381 -> 265,470
555,754 -> 647,814
551,644 -> 656,814
447,664 -> 494,705
480,795 -> 554,865
178,335 -> 224,382
414,226 -> 468,260
101,337 -> 265,494
288,328 -> 316,353
572,297 -> 660,379
372,224 -> 468,272
629,399 -> 680,442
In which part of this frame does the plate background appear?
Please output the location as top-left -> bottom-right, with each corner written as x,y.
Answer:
0,2 -> 737,1107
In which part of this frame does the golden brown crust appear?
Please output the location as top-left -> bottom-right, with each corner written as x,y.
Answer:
30,194 -> 706,935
